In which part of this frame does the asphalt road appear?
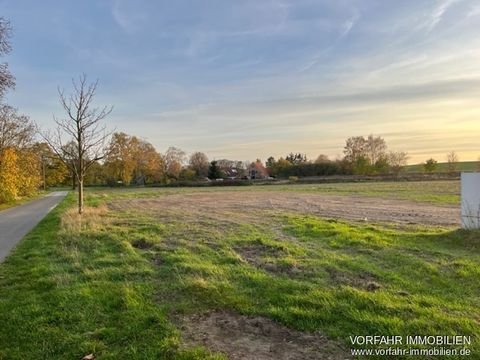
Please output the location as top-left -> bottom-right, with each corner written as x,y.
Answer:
0,191 -> 67,262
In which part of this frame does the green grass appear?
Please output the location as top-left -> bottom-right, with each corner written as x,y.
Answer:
405,161 -> 480,173
0,194 -> 223,360
274,180 -> 460,205
126,209 -> 479,358
0,184 -> 476,359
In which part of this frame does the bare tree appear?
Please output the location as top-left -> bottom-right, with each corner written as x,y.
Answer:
0,104 -> 35,150
0,18 -> 14,99
365,134 -> 387,165
343,136 -> 367,163
62,141 -> 79,190
446,151 -> 458,174
164,146 -> 186,180
41,75 -> 112,214
189,151 -> 209,178
388,151 -> 409,176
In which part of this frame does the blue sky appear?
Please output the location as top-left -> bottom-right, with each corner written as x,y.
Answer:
2,0 -> 480,163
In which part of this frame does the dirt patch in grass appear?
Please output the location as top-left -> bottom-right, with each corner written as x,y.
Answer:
131,238 -> 154,249
235,244 -> 281,269
234,244 -> 304,276
109,191 -> 458,226
327,267 -> 382,291
179,310 -> 351,360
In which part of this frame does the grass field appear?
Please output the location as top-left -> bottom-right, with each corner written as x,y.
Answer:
0,181 -> 478,359
405,161 -> 480,173
275,180 -> 460,205
88,180 -> 460,206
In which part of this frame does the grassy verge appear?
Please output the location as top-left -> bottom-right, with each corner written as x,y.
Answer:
0,186 -> 476,359
0,193 -> 222,359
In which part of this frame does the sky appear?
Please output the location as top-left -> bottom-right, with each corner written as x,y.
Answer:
1,0 -> 480,164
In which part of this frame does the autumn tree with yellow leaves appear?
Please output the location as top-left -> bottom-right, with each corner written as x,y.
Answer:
0,105 -> 41,203
104,132 -> 164,185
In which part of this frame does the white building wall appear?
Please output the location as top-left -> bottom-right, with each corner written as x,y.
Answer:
461,173 -> 480,229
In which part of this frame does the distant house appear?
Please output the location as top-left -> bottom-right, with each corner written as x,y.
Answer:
223,167 -> 238,179
216,159 -> 246,179
248,160 -> 268,179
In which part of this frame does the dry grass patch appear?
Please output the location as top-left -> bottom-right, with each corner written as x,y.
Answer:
234,244 -> 305,276
60,205 -> 111,233
107,191 -> 459,226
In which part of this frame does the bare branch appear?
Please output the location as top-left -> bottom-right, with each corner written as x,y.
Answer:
0,18 -> 15,99
40,74 -> 113,214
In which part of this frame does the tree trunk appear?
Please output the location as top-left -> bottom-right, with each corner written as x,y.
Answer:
72,175 -> 76,190
78,179 -> 84,214
77,122 -> 83,214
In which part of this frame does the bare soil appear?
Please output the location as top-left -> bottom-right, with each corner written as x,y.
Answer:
109,191 -> 459,226
234,244 -> 308,277
235,244 -> 283,271
326,267 -> 382,292
178,311 -> 351,360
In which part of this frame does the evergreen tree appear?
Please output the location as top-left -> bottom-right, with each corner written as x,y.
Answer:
208,160 -> 223,179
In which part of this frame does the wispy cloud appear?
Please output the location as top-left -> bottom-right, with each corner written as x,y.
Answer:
298,10 -> 361,73
425,0 -> 460,31
111,0 -> 147,34
340,12 -> 360,38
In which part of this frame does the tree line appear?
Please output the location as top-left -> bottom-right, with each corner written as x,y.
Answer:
25,132 -> 459,191
265,135 -> 410,178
